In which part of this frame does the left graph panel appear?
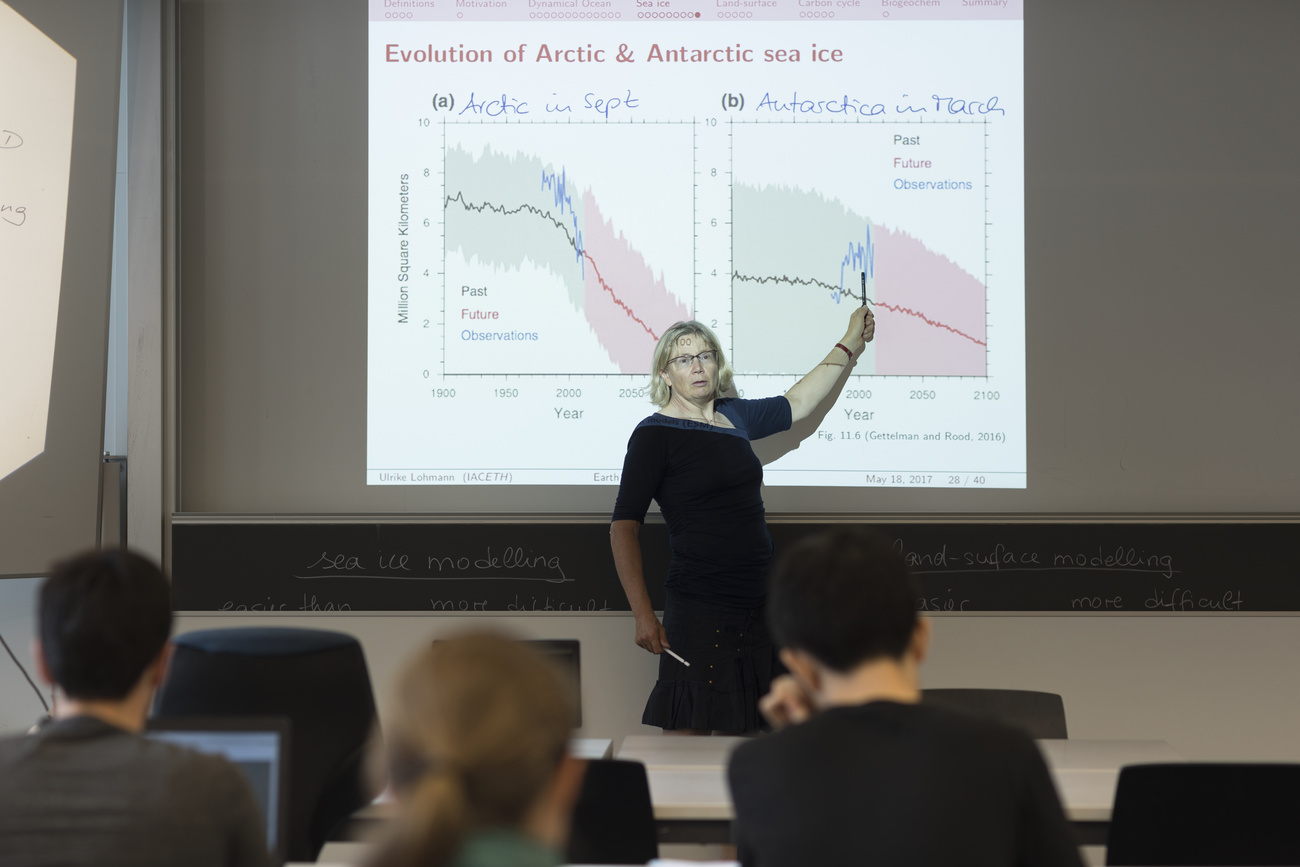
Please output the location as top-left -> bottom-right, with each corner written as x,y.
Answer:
442,123 -> 694,376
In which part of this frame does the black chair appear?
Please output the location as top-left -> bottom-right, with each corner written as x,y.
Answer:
566,759 -> 658,865
154,627 -> 379,863
1106,763 -> 1300,865
921,688 -> 1068,739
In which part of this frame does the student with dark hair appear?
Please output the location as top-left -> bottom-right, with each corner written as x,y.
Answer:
727,529 -> 1084,867
0,550 -> 272,867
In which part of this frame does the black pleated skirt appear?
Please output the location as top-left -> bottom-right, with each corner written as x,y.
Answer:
641,590 -> 783,733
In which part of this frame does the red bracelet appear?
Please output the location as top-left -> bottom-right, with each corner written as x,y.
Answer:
834,342 -> 854,360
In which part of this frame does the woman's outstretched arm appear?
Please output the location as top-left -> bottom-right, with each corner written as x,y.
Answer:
784,305 -> 875,423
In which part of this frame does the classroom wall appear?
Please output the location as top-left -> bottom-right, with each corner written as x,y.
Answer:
10,595 -> 1298,757
0,579 -> 45,735
171,612 -> 1300,762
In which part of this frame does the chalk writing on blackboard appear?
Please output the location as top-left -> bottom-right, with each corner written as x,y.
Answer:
506,595 -> 613,612
174,522 -> 1300,613
1145,588 -> 1242,612
917,592 -> 971,612
219,594 -> 355,612
431,599 -> 490,611
294,546 -> 570,583
895,539 -> 1176,579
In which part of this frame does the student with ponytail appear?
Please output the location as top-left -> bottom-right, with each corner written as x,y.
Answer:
366,633 -> 586,867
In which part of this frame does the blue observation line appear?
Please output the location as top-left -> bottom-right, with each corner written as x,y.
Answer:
540,166 -> 586,278
836,225 -> 875,303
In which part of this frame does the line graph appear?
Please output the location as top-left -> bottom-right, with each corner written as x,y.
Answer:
442,124 -> 693,376
445,185 -> 662,343
730,122 -> 988,377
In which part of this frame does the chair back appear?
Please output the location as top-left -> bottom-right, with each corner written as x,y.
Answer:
154,627 -> 378,863
1106,763 -> 1300,865
921,688 -> 1068,739
566,759 -> 658,864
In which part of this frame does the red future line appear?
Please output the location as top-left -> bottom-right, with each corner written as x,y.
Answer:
582,250 -> 661,341
875,300 -> 986,347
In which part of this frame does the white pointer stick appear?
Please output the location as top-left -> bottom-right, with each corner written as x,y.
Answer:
664,648 -> 691,667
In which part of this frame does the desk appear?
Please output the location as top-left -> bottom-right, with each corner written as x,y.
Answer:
619,736 -> 1184,846
1039,739 -> 1184,844
616,736 -> 739,842
617,736 -> 747,769
351,738 -> 614,824
571,738 -> 615,760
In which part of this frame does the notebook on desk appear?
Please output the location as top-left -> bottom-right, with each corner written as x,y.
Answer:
145,716 -> 290,862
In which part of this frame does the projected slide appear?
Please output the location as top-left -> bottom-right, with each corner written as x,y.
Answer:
368,4 -> 1025,487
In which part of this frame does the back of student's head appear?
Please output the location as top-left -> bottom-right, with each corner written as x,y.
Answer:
39,549 -> 173,700
368,632 -> 576,867
767,528 -> 920,673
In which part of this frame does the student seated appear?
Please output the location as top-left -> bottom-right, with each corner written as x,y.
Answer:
727,529 -> 1084,867
0,550 -> 271,867
365,632 -> 586,867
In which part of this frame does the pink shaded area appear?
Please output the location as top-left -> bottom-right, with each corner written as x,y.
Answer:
873,225 -> 987,376
582,190 -> 691,374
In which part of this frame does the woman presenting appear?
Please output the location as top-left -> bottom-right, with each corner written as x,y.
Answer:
610,306 -> 875,734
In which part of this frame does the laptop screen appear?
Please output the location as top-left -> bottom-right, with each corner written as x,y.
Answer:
145,718 -> 288,859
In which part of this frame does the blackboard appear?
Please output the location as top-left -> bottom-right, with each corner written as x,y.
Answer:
171,518 -> 1300,613
172,520 -> 668,614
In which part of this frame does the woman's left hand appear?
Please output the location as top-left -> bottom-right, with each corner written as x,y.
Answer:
842,305 -> 876,357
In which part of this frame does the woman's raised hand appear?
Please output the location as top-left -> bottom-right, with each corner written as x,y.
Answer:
843,305 -> 876,356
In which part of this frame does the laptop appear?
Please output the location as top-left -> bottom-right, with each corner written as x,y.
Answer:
145,716 -> 290,862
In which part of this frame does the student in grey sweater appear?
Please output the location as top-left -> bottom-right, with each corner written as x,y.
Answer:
0,550 -> 271,867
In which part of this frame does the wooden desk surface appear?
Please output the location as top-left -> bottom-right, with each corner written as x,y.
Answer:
1038,739 -> 1183,771
355,738 -> 613,820
1039,739 -> 1184,822
644,768 -> 734,821
617,735 -> 748,768
626,737 -> 1184,822
361,736 -> 1184,824
571,738 -> 614,760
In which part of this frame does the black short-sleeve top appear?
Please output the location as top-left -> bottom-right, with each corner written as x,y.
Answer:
611,396 -> 793,608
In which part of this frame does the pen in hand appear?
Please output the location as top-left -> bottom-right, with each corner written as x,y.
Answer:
664,648 -> 691,667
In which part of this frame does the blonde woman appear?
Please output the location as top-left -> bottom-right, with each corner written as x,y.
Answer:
366,633 -> 585,867
611,308 -> 874,735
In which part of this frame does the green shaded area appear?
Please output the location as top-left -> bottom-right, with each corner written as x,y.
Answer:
444,143 -> 585,312
732,182 -> 876,375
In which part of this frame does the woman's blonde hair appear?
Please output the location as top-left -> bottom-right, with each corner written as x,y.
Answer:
647,320 -> 735,407
365,632 -> 576,867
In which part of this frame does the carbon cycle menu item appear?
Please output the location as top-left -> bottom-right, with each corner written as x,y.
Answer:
367,0 -> 1024,487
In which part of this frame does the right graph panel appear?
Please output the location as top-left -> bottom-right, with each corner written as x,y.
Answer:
732,121 -> 988,378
